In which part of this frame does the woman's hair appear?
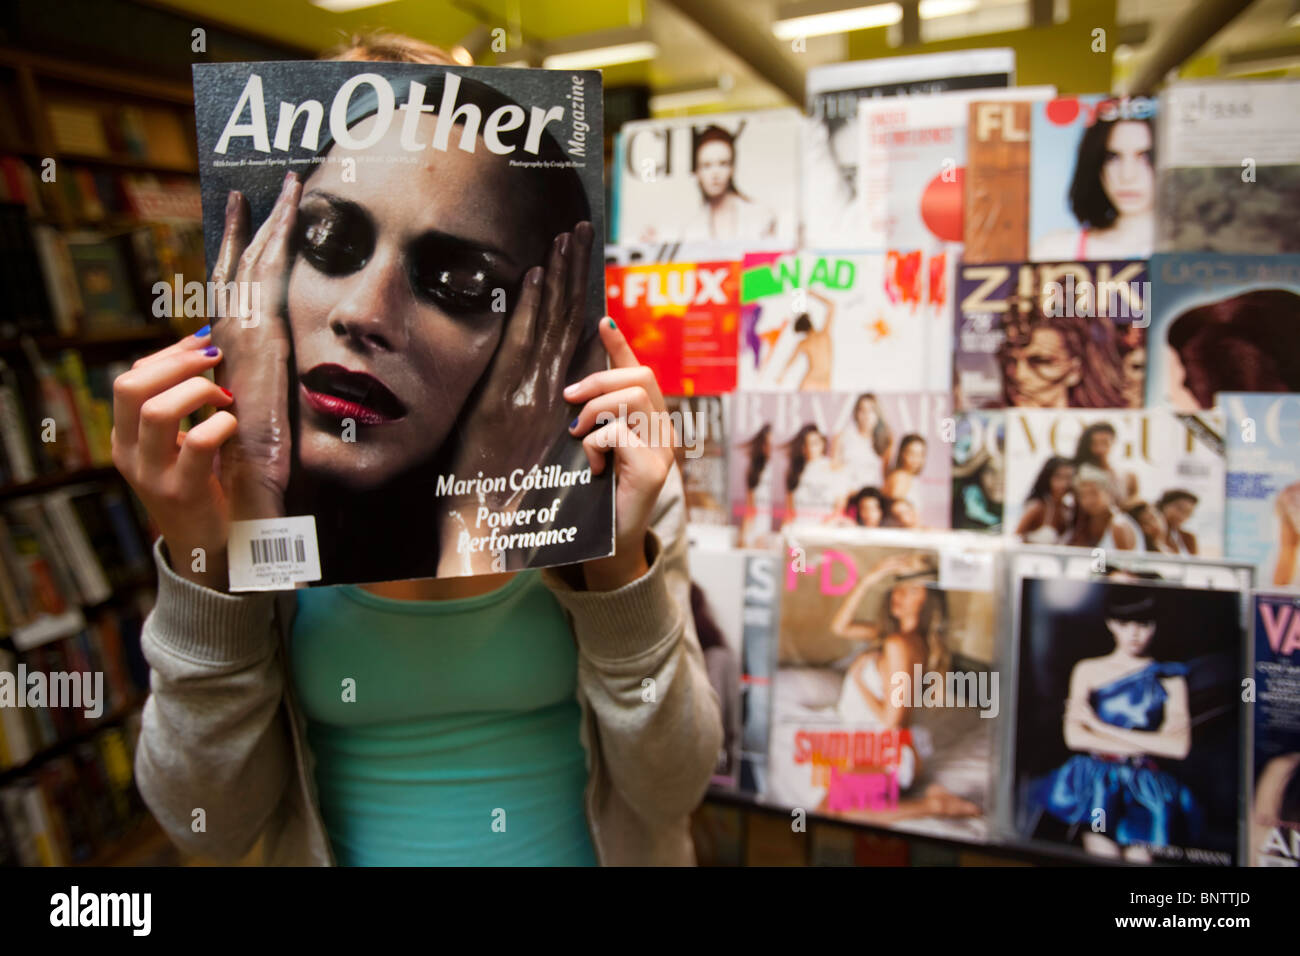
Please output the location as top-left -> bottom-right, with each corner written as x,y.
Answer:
786,424 -> 823,493
1103,586 -> 1159,624
1281,761 -> 1300,825
322,30 -> 458,64
1075,462 -> 1118,502
1026,455 -> 1073,504
1158,489 -> 1198,510
999,301 -> 1128,408
793,312 -> 813,333
853,392 -> 893,457
893,433 -> 925,472
744,424 -> 771,491
690,582 -> 726,652
692,125 -> 748,200
1068,113 -> 1154,230
1072,421 -> 1117,470
1167,290 -> 1300,408
1127,501 -> 1159,551
882,575 -> 951,678
849,486 -> 889,525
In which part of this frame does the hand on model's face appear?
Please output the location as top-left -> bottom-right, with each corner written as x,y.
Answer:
287,113 -> 548,490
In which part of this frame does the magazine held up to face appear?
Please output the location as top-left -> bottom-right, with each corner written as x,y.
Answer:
191,62 -> 610,589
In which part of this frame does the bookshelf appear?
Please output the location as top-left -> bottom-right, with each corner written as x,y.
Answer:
0,44 -> 201,868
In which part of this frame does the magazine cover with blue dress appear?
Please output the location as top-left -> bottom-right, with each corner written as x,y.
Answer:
1250,592 -> 1300,865
1007,551 -> 1249,864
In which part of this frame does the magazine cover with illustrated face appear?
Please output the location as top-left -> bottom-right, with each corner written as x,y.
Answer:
728,391 -> 952,549
604,258 -> 739,395
613,108 -> 799,245
1029,95 -> 1157,262
1006,556 -> 1248,865
1223,392 -> 1300,589
803,49 -> 1014,249
665,395 -> 728,527
1250,592 -> 1300,866
1146,253 -> 1300,411
1004,408 -> 1225,558
954,259 -> 1148,410
191,62 -> 610,589
1156,79 -> 1300,254
767,527 -> 1002,842
738,252 -> 936,393
952,411 -> 1005,533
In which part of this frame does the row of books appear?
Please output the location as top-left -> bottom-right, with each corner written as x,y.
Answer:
0,154 -> 202,225
44,97 -> 194,169
689,528 -> 1298,867
0,715 -> 145,866
0,598 -> 147,771
612,70 -> 1297,257
0,484 -> 153,645
0,155 -> 204,339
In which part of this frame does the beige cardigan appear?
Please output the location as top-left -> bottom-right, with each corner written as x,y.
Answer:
133,466 -> 722,865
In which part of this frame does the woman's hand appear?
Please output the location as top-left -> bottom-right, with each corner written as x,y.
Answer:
565,319 -> 676,591
437,222 -> 595,575
111,330 -> 236,590
209,172 -> 301,521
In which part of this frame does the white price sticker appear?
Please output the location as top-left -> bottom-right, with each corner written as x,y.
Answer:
228,516 -> 322,592
939,549 -> 994,592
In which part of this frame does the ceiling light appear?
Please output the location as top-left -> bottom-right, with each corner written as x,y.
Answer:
542,40 -> 658,70
919,0 -> 978,18
308,0 -> 398,12
773,3 -> 903,38
651,82 -> 733,112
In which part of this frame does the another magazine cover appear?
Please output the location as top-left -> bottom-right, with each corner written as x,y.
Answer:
1251,591 -> 1300,865
729,390 -> 952,548
803,49 -> 1014,248
741,551 -> 779,796
1003,408 -> 1226,557
738,251 -> 939,393
1223,392 -> 1300,588
613,108 -> 800,244
952,411 -> 1005,533
1145,252 -> 1300,411
1156,79 -> 1300,254
665,395 -> 729,527
192,61 -> 610,589
767,527 -> 1002,842
1028,95 -> 1157,261
1007,558 -> 1247,864
604,257 -> 739,395
954,259 -> 1148,409
687,544 -> 746,787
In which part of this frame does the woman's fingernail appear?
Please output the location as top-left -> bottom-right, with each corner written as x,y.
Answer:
557,232 -> 571,255
564,383 -> 577,396
203,346 -> 220,357
569,416 -> 580,430
607,317 -> 617,331
529,266 -> 543,286
226,192 -> 237,215
219,386 -> 233,399
195,324 -> 211,339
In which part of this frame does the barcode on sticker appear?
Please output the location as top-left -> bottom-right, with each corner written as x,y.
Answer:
228,515 -> 322,591
250,535 -> 306,565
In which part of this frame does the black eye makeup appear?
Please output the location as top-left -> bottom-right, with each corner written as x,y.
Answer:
296,191 -> 519,318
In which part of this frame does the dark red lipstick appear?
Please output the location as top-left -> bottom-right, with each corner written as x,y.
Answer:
300,363 -> 406,425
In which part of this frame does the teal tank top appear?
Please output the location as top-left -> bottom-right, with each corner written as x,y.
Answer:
289,570 -> 597,866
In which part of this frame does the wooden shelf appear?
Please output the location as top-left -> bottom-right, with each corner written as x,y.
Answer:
0,697 -> 145,785
76,814 -> 180,867
0,49 -> 194,105
0,465 -> 125,501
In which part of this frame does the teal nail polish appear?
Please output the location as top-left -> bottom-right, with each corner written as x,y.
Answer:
607,318 -> 617,330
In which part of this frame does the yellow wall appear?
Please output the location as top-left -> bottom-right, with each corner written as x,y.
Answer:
846,0 -> 1118,94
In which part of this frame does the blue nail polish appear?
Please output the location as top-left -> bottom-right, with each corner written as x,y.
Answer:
195,324 -> 211,339
569,416 -> 580,430
203,346 -> 219,357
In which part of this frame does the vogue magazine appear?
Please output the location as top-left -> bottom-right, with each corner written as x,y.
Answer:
191,61 -> 611,589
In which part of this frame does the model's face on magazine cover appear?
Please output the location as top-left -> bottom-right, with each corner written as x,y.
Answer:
695,141 -> 733,199
891,499 -> 917,527
889,582 -> 926,625
854,399 -> 877,432
1050,464 -> 1074,500
1002,328 -> 1079,406
288,113 -> 547,486
805,430 -> 826,459
1089,430 -> 1114,460
1122,346 -> 1146,402
901,439 -> 926,474
1163,497 -> 1195,527
1105,617 -> 1156,655
1076,479 -> 1111,516
1100,121 -> 1154,217
857,496 -> 882,526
